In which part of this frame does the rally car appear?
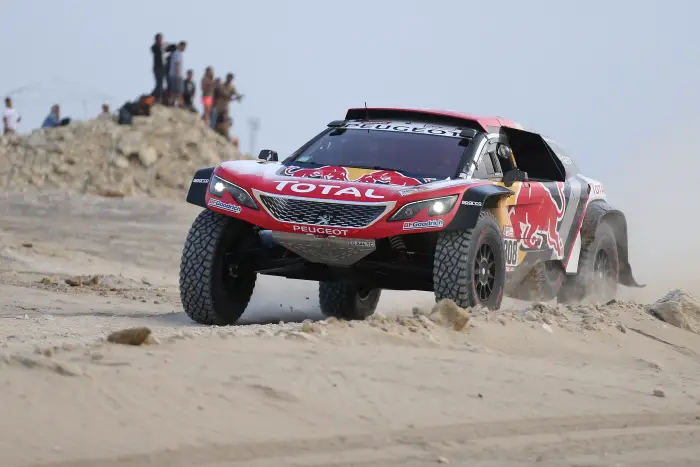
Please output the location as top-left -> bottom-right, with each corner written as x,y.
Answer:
179,107 -> 644,325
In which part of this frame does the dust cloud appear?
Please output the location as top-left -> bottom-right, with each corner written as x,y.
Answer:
611,125 -> 698,301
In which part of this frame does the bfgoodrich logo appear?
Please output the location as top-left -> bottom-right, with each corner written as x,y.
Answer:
403,219 -> 444,230
208,198 -> 242,214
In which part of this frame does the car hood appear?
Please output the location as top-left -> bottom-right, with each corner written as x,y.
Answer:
215,160 -> 480,202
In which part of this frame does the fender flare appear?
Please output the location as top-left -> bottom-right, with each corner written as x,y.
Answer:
580,200 -> 645,288
185,166 -> 215,208
443,184 -> 514,232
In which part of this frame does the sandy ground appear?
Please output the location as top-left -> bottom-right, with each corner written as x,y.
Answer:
2,190 -> 700,467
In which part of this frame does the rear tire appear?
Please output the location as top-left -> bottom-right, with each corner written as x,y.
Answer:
179,209 -> 257,325
318,282 -> 381,320
558,222 -> 619,304
433,212 -> 506,309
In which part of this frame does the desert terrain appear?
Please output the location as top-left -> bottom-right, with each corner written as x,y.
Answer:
2,109 -> 700,467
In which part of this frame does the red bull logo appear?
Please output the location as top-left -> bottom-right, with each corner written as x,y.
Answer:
355,170 -> 422,186
282,165 -> 424,186
507,182 -> 566,257
283,165 -> 349,181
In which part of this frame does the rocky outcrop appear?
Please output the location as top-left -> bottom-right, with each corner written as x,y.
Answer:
646,289 -> 700,334
0,105 -> 250,200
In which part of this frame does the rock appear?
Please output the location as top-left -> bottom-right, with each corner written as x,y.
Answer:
524,310 -> 540,322
106,327 -> 154,346
646,290 -> 700,334
615,321 -> 628,333
652,388 -> 666,398
0,105 -> 249,200
428,299 -> 470,331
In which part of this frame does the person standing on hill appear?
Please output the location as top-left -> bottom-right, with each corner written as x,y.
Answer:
213,73 -> 244,128
183,69 -> 196,112
200,66 -> 215,122
150,33 -> 167,104
168,41 -> 187,107
2,97 -> 20,135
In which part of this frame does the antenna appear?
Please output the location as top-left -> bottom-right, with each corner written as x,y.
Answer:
364,102 -> 370,133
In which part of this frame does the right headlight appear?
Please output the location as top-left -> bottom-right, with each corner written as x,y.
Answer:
208,174 -> 259,210
387,195 -> 458,222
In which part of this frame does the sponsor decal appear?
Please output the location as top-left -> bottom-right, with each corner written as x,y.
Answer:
402,219 -> 444,230
502,225 -> 515,238
274,180 -> 385,199
507,182 -> 566,257
590,183 -> 606,196
558,155 -> 573,165
347,239 -> 375,248
504,239 -> 519,267
461,200 -> 482,206
193,178 -> 209,183
208,198 -> 242,214
292,225 -> 348,236
341,121 -> 464,138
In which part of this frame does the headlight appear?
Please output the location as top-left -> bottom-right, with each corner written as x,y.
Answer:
387,195 -> 458,222
208,174 -> 259,210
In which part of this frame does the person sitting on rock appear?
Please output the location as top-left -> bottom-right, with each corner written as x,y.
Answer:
117,95 -> 154,125
41,104 -> 71,129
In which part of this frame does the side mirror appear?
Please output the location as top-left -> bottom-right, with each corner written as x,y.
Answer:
503,168 -> 528,187
258,149 -> 278,162
497,144 -> 513,160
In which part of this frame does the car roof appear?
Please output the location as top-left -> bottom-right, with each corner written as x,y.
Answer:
344,107 -> 526,133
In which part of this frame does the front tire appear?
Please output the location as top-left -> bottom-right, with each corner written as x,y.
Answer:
179,209 -> 257,325
558,222 -> 619,304
318,282 -> 381,320
433,212 -> 506,309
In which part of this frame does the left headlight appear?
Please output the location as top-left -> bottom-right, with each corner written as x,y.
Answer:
209,174 -> 259,210
387,195 -> 459,222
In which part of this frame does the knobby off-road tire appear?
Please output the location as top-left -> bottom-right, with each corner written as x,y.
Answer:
433,212 -> 506,310
318,282 -> 381,320
558,221 -> 619,304
179,209 -> 257,325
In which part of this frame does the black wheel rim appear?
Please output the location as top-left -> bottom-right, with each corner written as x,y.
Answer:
594,250 -> 615,283
473,243 -> 496,301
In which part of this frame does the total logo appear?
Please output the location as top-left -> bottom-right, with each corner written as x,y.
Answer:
208,198 -> 242,214
403,219 -> 444,230
292,225 -> 348,236
275,181 -> 385,199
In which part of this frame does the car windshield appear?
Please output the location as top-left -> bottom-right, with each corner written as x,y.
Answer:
290,127 -> 468,179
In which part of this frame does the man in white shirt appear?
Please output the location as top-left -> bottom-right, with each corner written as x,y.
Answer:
3,97 -> 21,135
168,41 -> 187,107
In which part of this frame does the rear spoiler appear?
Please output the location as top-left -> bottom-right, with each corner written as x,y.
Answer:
344,108 -> 486,132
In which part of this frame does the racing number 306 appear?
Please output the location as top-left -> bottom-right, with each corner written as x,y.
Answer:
504,239 -> 519,267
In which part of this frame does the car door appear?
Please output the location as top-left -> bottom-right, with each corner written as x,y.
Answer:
497,127 -> 568,263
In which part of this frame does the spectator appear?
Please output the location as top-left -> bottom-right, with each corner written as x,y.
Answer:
210,77 -> 222,127
168,41 -> 187,107
213,72 -> 243,128
118,95 -> 155,125
163,43 -> 178,104
150,33 -> 167,104
214,112 -> 231,139
2,97 -> 20,135
42,105 -> 71,128
97,103 -> 113,121
183,69 -> 196,112
200,66 -> 215,122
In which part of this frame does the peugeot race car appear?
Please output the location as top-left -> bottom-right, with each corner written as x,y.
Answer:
179,107 -> 643,325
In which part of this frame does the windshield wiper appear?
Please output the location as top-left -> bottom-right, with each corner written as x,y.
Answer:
344,165 -> 398,172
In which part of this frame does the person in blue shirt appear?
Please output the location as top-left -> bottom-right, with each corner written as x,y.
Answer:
42,105 -> 60,128
41,104 -> 70,128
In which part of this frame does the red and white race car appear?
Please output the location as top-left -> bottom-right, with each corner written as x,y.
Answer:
180,107 -> 643,325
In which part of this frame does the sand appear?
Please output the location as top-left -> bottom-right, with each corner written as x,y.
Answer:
1,189 -> 700,467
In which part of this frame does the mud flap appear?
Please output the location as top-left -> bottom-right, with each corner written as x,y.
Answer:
584,201 -> 646,289
185,167 -> 215,208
